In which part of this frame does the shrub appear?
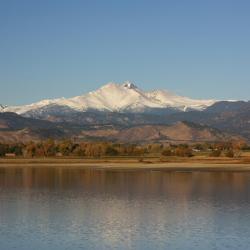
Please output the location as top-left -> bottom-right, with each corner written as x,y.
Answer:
174,147 -> 193,157
105,146 -> 118,156
161,149 -> 172,156
209,149 -> 222,157
225,150 -> 234,158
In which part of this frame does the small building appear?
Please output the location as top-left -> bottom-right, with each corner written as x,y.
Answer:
192,149 -> 201,152
5,153 -> 16,157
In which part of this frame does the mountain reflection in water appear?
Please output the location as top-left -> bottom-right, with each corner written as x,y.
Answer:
0,167 -> 249,250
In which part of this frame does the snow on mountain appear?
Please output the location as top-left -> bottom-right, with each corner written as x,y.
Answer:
2,81 -> 217,116
146,90 -> 216,111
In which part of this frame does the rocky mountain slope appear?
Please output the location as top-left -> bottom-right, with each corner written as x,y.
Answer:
161,101 -> 250,140
0,112 -> 241,143
78,121 -> 236,143
0,112 -> 67,142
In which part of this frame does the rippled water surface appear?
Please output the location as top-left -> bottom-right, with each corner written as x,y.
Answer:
0,167 -> 250,250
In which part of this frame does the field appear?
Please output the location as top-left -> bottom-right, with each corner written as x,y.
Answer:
1,153 -> 250,171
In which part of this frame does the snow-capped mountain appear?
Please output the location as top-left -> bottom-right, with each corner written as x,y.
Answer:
1,81 -> 216,116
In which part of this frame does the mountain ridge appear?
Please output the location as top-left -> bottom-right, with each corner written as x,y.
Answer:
1,81 -> 216,116
0,112 -> 241,143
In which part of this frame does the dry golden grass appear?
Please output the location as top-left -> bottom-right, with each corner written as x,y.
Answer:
1,155 -> 250,171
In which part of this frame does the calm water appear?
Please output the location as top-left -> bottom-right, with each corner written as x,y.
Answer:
0,167 -> 250,250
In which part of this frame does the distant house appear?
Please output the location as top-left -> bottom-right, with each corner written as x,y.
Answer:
192,149 -> 201,152
5,153 -> 16,157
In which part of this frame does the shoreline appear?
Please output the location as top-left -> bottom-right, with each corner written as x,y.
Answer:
1,158 -> 250,171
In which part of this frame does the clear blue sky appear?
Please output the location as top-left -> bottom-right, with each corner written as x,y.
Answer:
0,0 -> 250,105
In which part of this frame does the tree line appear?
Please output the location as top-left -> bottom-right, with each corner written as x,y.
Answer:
0,140 -> 247,158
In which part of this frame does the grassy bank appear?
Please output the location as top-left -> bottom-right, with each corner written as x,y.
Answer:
1,156 -> 250,171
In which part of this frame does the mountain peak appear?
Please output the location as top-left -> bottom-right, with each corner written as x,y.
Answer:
122,81 -> 138,89
100,81 -> 138,90
2,81 -> 217,115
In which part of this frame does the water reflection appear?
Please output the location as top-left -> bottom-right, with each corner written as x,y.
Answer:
0,167 -> 250,250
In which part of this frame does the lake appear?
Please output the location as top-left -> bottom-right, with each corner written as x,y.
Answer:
0,167 -> 250,250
